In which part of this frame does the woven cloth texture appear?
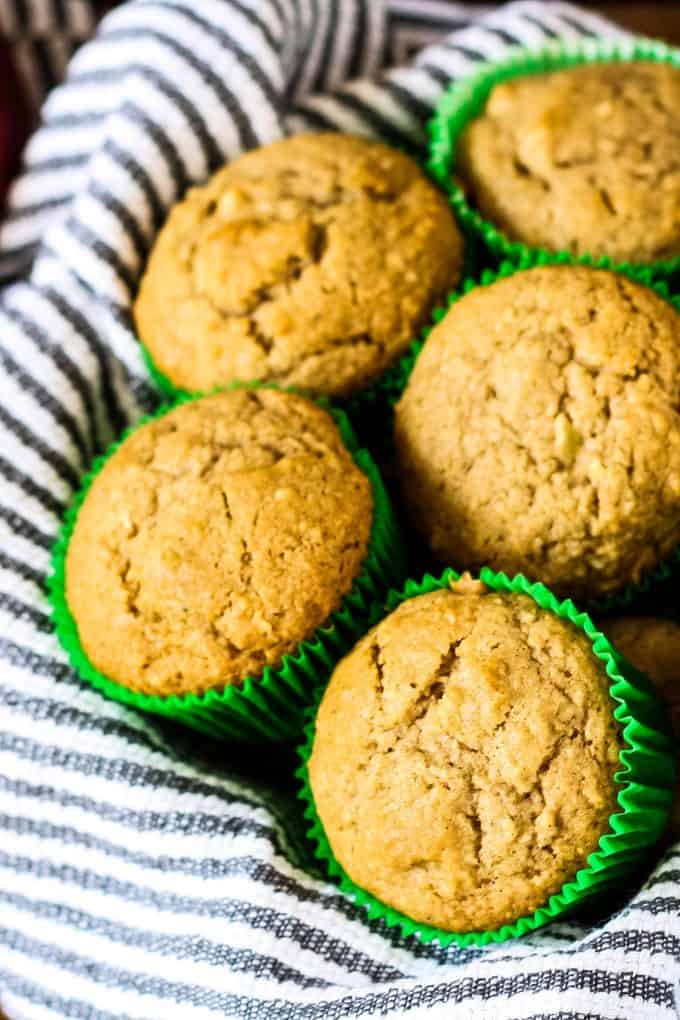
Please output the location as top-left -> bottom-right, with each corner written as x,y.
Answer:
2,2 -> 677,1019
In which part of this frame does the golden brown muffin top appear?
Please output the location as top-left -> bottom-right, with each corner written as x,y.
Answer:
134,133 -> 463,397
458,62 -> 680,262
309,581 -> 622,932
66,389 -> 373,697
395,265 -> 680,601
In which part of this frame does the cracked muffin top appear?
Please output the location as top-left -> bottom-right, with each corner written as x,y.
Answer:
457,62 -> 680,262
309,579 -> 623,932
65,388 -> 373,697
133,132 -> 463,397
604,616 -> 680,836
395,265 -> 680,602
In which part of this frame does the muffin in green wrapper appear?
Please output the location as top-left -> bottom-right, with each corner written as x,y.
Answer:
297,567 -> 676,947
49,384 -> 406,743
391,254 -> 680,614
429,36 -> 680,279
134,132 -> 465,403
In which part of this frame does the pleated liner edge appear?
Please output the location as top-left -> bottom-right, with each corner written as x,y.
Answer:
378,250 -> 680,615
296,566 -> 676,947
48,383 -> 407,744
428,35 -> 680,280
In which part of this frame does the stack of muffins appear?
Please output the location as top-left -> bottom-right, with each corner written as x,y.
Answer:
51,43 -> 680,947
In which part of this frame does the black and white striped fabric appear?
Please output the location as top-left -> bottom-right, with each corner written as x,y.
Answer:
0,0 -> 98,122
1,2 -> 678,1018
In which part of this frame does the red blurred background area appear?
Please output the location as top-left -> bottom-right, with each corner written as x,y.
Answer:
0,36 -> 30,215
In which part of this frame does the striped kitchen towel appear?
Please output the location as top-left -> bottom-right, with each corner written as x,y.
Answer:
1,2 -> 678,1018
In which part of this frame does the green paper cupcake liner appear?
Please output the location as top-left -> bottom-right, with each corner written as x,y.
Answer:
297,566 -> 676,948
382,251 -> 680,614
428,36 -> 680,280
48,383 -> 408,744
137,166 -> 478,448
140,341 -> 180,401
142,309 -> 465,471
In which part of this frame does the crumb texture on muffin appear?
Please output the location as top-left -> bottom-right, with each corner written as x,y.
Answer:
134,133 -> 463,396
458,62 -> 680,262
395,265 -> 680,601
309,587 -> 622,932
66,389 -> 373,697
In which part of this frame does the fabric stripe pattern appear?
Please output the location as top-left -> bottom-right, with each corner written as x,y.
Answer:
0,2 -> 677,1018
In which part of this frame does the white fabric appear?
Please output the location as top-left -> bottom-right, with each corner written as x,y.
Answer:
1,2 -> 678,1018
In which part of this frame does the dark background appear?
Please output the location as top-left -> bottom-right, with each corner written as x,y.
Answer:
587,3 -> 680,42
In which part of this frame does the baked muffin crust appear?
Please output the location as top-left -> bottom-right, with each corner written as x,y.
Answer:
309,583 -> 622,932
66,389 -> 373,696
134,133 -> 463,396
458,62 -> 680,262
395,265 -> 680,600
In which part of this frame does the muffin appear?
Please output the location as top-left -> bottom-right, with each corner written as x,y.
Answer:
65,388 -> 373,697
134,133 -> 463,397
605,616 -> 680,835
395,265 -> 680,602
457,62 -> 680,263
308,577 -> 622,932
